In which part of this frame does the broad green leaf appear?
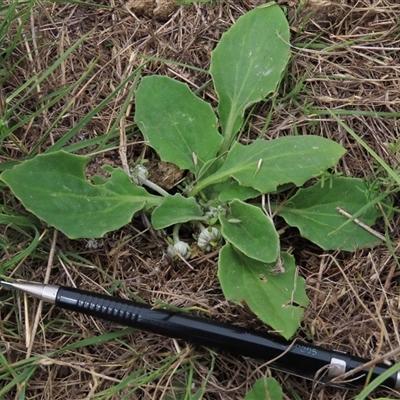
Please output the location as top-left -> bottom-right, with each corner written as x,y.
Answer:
278,177 -> 382,251
135,76 -> 222,174
218,180 -> 260,202
192,136 -> 346,195
220,199 -> 279,263
210,3 -> 290,151
244,377 -> 282,400
219,245 -> 309,339
152,194 -> 205,229
203,179 -> 260,202
197,159 -> 260,201
0,151 -> 160,239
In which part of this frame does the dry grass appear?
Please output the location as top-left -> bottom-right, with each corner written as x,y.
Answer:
1,0 -> 400,399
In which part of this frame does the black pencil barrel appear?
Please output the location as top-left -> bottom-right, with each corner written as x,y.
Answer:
2,282 -> 399,390
56,286 -> 333,378
56,286 -> 400,390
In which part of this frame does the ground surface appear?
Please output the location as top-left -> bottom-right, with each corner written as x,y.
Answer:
1,0 -> 400,399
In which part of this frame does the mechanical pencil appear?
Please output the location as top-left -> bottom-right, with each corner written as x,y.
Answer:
1,280 -> 399,390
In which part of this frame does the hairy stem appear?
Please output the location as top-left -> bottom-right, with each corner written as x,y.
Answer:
172,223 -> 182,243
142,179 -> 169,197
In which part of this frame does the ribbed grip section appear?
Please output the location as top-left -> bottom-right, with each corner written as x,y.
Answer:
55,287 -> 335,379
56,287 -> 146,326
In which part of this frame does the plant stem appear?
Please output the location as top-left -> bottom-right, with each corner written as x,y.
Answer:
195,221 -> 206,232
218,115 -> 235,155
172,223 -> 182,243
142,179 -> 169,197
219,135 -> 232,155
190,174 -> 226,197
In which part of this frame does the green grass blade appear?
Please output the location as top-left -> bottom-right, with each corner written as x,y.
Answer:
354,362 -> 400,400
0,226 -> 40,272
0,0 -> 34,83
0,364 -> 37,398
46,66 -> 144,153
6,30 -> 92,113
312,109 -> 400,118
28,58 -> 99,155
329,111 -> 400,187
95,68 -> 141,154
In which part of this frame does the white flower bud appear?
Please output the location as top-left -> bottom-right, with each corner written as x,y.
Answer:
167,241 -> 192,260
205,205 -> 226,219
197,227 -> 222,252
204,207 -> 218,219
130,164 -> 148,186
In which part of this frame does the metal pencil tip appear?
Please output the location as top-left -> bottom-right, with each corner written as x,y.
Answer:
0,281 -> 59,303
0,280 -> 14,288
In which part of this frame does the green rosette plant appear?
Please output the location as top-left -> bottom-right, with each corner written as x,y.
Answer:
0,3 -> 384,339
